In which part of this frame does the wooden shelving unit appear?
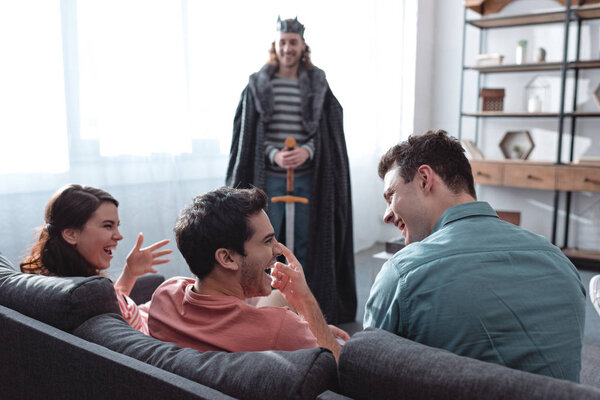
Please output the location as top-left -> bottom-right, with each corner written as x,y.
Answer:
459,3 -> 600,268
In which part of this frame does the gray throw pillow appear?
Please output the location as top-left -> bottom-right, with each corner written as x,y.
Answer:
0,266 -> 119,332
74,313 -> 337,400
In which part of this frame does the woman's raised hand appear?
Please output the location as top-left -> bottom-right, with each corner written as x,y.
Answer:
125,233 -> 172,278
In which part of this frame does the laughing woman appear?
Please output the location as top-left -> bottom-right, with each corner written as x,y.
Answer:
20,184 -> 172,334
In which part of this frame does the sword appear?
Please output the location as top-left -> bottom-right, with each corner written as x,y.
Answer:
271,137 -> 309,252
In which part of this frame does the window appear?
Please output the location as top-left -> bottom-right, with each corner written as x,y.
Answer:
0,1 -> 68,174
77,0 -> 192,157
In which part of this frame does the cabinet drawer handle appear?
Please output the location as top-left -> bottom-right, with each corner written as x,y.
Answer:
476,171 -> 489,177
526,174 -> 541,181
583,177 -> 600,185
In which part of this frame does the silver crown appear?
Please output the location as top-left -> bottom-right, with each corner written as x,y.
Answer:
277,16 -> 305,38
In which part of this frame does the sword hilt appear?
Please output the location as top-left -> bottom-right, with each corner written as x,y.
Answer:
284,137 -> 296,193
272,137 -> 309,206
271,195 -> 309,204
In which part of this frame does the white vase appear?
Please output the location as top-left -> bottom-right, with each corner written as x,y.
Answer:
516,45 -> 526,64
528,95 -> 542,112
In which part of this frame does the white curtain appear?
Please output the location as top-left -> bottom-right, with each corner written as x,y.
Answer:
0,0 -> 414,280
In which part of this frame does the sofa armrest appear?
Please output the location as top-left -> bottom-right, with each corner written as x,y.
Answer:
0,266 -> 119,332
0,305 -> 235,400
581,341 -> 600,388
338,328 -> 600,400
129,274 -> 165,304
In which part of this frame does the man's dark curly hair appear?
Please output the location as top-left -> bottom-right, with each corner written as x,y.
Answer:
378,130 -> 476,198
174,186 -> 268,279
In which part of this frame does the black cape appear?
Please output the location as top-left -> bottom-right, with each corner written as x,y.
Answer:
226,64 -> 357,324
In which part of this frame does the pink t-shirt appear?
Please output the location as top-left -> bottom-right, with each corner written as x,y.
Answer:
148,277 -> 318,352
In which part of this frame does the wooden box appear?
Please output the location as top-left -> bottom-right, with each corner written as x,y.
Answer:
464,0 -> 514,15
480,88 -> 505,111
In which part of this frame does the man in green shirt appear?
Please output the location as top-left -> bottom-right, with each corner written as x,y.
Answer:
364,130 -> 586,382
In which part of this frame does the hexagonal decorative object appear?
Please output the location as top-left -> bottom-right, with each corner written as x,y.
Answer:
499,130 -> 535,160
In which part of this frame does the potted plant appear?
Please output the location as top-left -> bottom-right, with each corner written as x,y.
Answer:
512,144 -> 523,159
516,39 -> 527,64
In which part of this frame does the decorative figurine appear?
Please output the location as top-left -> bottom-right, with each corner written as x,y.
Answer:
536,47 -> 546,63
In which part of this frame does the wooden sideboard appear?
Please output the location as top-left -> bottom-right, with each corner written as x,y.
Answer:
470,160 -> 600,193
470,159 -> 600,267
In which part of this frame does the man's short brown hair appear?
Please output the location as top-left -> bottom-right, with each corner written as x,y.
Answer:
378,130 -> 476,198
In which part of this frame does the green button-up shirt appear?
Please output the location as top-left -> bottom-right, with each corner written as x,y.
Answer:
364,201 -> 585,382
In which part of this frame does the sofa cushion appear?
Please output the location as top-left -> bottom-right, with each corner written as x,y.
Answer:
338,328 -> 600,400
0,266 -> 119,332
129,274 -> 165,304
74,313 -> 337,400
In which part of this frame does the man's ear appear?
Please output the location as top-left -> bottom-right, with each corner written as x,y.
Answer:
214,248 -> 240,271
416,165 -> 435,193
61,228 -> 79,246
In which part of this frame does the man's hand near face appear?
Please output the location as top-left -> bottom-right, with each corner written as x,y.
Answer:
271,245 -> 346,360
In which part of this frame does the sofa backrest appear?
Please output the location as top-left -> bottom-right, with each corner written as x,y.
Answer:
338,328 -> 600,400
0,265 -> 119,332
0,304 -> 234,400
74,313 -> 338,400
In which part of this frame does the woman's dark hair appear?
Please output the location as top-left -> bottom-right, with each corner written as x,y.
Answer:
378,130 -> 476,198
174,186 -> 268,279
20,184 -> 119,277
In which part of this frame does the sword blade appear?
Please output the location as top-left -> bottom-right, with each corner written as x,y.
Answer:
285,202 -> 295,252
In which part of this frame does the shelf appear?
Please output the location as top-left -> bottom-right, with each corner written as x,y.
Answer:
562,248 -> 600,269
571,111 -> 600,117
463,111 -> 559,117
467,4 -> 600,29
467,9 -> 567,28
465,62 -> 562,73
576,3 -> 600,20
572,60 -> 600,69
465,59 -> 600,73
462,111 -> 600,118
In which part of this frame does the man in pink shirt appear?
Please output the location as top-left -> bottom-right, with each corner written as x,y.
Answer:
148,187 -> 348,360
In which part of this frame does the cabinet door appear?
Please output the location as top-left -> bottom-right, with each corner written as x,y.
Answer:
557,166 -> 600,193
503,164 -> 556,190
470,161 -> 503,186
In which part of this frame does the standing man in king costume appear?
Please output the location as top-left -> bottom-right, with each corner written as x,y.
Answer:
226,16 -> 356,324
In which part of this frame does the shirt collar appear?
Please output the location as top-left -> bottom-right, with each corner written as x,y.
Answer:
431,201 -> 497,234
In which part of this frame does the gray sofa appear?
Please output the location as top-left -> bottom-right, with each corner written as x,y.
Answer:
2,254 -> 600,400
0,258 -> 336,400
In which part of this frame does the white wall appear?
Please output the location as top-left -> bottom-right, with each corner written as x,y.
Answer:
425,0 -> 600,250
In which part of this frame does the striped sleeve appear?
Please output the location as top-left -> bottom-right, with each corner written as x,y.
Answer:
114,289 -> 149,335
